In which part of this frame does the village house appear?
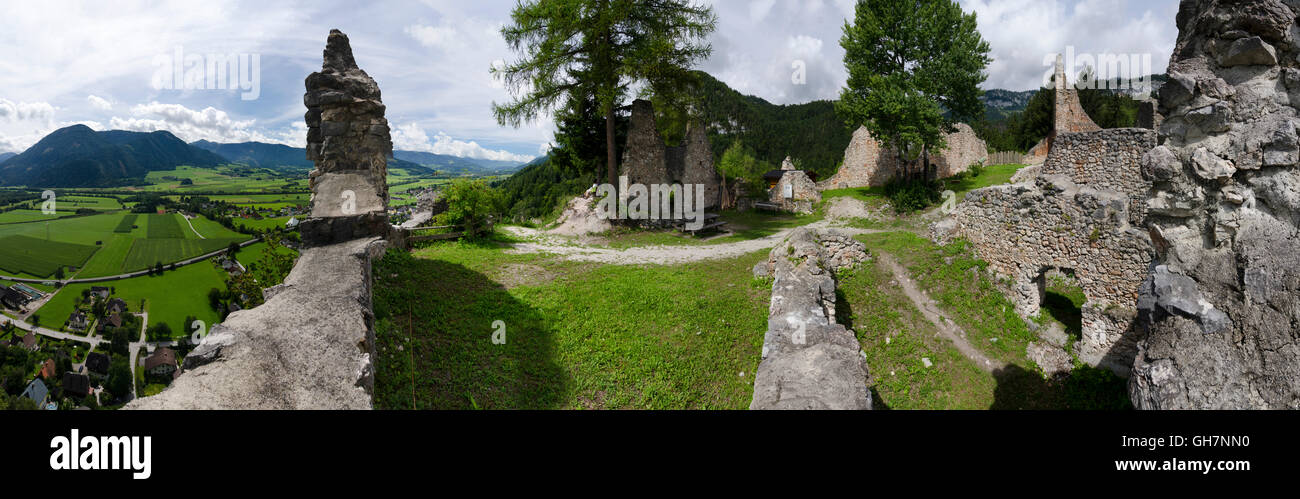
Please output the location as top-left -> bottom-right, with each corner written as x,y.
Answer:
21,378 -> 50,406
106,298 -> 128,315
66,311 -> 88,332
62,372 -> 91,399
85,352 -> 111,378
145,347 -> 179,378
20,332 -> 38,352
90,286 -> 110,300
40,359 -> 57,381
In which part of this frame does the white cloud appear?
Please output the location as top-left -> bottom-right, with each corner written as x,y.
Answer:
404,23 -> 462,51
107,101 -> 301,146
86,95 -> 113,111
392,122 -> 533,163
0,99 -> 56,122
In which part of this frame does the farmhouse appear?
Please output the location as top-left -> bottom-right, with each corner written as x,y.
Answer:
67,311 -> 88,332
90,286 -> 110,300
145,347 -> 178,378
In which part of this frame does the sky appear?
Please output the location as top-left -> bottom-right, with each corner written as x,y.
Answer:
0,0 -> 1181,158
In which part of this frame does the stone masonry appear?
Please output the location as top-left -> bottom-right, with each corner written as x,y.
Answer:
1128,0 -> 1300,409
817,123 -> 988,190
620,99 -> 721,210
940,175 -> 1154,373
128,30 -> 391,409
750,229 -> 872,409
300,29 -> 392,247
769,157 -> 821,214
1042,128 -> 1157,225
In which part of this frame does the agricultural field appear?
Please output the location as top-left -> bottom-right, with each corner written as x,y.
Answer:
100,166 -> 310,194
0,209 -> 72,224
146,213 -> 186,239
122,237 -> 244,271
234,215 -> 293,232
36,260 -> 228,338
55,195 -> 123,211
0,235 -> 99,277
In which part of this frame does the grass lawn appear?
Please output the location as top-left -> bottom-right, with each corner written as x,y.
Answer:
37,260 -> 227,337
819,163 -> 1028,210
371,239 -> 769,410
850,230 -> 1130,409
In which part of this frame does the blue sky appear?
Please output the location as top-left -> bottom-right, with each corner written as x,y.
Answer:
0,0 -> 1180,157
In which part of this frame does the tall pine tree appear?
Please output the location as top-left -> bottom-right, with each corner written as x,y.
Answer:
492,0 -> 717,188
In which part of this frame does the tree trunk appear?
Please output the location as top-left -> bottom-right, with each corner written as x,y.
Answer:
606,104 -> 617,188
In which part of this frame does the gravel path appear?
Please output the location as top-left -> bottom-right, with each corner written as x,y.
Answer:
503,220 -> 891,265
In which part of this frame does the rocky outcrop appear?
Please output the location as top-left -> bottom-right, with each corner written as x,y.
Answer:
817,124 -> 987,190
1129,0 -> 1300,409
128,30 -> 391,410
301,29 -> 392,247
750,229 -> 871,410
619,99 -> 721,210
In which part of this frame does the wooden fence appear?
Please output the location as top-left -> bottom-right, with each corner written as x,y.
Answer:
987,151 -> 1026,166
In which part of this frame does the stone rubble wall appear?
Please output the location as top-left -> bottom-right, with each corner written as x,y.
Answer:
940,175 -> 1154,373
1129,0 -> 1300,409
750,229 -> 872,409
619,99 -> 721,210
817,124 -> 988,190
1042,128 -> 1157,225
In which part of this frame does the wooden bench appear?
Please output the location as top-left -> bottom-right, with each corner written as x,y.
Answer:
753,201 -> 782,212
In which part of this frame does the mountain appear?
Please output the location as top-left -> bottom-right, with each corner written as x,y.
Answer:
980,89 -> 1037,121
393,150 -> 529,175
0,152 -> 15,163
191,140 -> 315,170
0,125 -> 226,187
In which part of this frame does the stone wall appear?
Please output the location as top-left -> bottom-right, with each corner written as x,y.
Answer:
817,124 -> 987,190
1042,128 -> 1157,225
619,99 -> 721,209
1022,54 -> 1105,166
750,229 -> 871,409
1128,0 -> 1300,409
300,29 -> 392,247
128,30 -> 391,410
939,175 -> 1154,373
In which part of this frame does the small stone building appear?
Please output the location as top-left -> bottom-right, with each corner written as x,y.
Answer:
767,157 -> 821,214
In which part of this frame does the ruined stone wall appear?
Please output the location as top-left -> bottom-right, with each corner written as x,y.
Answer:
1042,128 -> 1157,225
1129,0 -> 1300,409
750,229 -> 871,409
943,175 -> 1154,373
817,125 -> 986,190
769,157 -> 821,214
128,30 -> 390,409
1054,54 -> 1103,135
620,99 -> 721,209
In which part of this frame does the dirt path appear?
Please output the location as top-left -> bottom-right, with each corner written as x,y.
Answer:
877,253 -> 1005,372
503,221 -> 890,265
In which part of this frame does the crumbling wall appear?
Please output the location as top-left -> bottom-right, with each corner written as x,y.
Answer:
817,125 -> 987,190
1129,0 -> 1300,409
619,99 -> 721,209
1042,128 -> 1157,225
750,229 -> 871,410
128,29 -> 390,410
1023,54 -> 1104,166
941,175 -> 1154,373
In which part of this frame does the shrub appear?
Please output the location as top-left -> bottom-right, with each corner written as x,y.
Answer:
883,178 -> 943,213
440,178 -> 504,239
